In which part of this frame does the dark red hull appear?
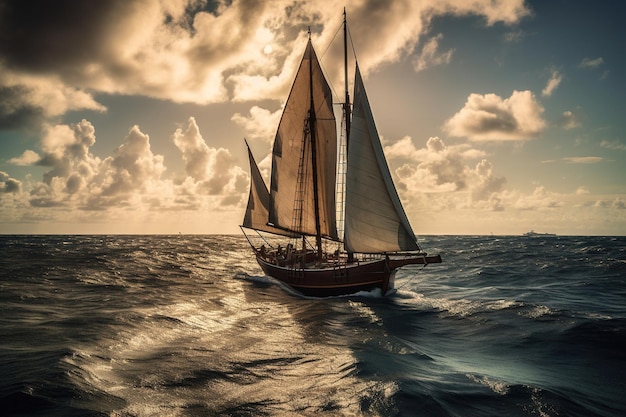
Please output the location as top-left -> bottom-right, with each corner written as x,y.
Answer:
255,253 -> 442,297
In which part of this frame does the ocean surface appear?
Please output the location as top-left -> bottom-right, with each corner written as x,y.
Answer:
1,235 -> 625,417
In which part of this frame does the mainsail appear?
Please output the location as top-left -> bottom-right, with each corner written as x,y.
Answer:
343,65 -> 420,253
269,40 -> 339,240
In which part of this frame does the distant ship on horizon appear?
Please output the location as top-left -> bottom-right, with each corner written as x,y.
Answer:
523,230 -> 557,237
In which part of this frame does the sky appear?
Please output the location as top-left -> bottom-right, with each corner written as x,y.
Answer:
0,0 -> 624,236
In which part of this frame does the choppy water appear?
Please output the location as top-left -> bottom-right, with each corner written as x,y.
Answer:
1,235 -> 625,416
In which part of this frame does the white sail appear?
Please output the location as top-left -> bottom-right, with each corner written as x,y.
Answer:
344,65 -> 420,253
269,40 -> 339,240
243,144 -> 294,237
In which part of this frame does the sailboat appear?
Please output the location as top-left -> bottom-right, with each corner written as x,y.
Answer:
241,11 -> 441,297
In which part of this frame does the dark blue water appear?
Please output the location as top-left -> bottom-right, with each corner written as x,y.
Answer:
1,235 -> 624,416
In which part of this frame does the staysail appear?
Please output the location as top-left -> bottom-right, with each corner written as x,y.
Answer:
344,65 -> 420,253
243,143 -> 294,237
269,40 -> 339,240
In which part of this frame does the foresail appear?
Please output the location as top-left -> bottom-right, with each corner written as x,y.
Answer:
243,144 -> 294,237
269,40 -> 339,240
344,65 -> 420,253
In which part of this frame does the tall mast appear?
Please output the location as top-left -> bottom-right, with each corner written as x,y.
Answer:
343,8 -> 351,143
343,9 -> 354,261
307,29 -> 323,261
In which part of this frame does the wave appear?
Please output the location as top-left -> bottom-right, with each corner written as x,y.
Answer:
2,235 -> 625,417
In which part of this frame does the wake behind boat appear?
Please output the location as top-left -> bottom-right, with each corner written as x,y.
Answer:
241,11 -> 441,297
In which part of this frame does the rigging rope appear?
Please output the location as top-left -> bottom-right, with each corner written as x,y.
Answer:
393,263 -> 428,292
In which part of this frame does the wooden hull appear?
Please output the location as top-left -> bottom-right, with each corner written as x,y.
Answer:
255,253 -> 442,297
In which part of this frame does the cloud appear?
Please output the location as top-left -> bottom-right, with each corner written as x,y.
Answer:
579,57 -> 604,69
8,150 -> 41,166
430,0 -> 530,26
559,110 -> 581,129
600,140 -> 626,151
510,186 -> 561,210
385,136 -> 505,209
0,0 -> 531,129
231,106 -> 282,143
10,117 -> 247,217
541,157 -> 605,164
576,186 -> 590,195
445,90 -> 546,141
413,34 -> 454,72
503,29 -> 524,43
24,120 -> 167,209
542,69 -> 562,97
593,197 -> 626,210
562,157 -> 604,164
0,68 -> 107,129
0,171 -> 21,193
382,136 -> 622,222
470,159 -> 507,205
173,116 -> 248,198
98,125 -> 166,198
381,137 -> 624,234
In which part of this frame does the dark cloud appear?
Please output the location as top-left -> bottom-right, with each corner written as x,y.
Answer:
0,86 -> 45,129
0,0 -> 128,74
0,171 -> 21,193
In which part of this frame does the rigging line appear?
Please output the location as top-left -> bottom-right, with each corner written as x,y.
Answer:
316,13 -> 344,104
319,17 -> 342,60
393,263 -> 428,292
346,22 -> 358,64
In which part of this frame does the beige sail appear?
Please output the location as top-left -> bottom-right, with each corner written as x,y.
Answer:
344,65 -> 420,253
243,144 -> 294,237
269,40 -> 338,240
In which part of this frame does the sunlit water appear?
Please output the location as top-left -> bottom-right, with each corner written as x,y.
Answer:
1,235 -> 625,416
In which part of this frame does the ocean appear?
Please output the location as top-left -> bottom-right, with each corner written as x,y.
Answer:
1,235 -> 624,417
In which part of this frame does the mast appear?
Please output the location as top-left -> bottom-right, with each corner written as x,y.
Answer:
343,9 -> 354,261
343,8 -> 351,141
307,28 -> 323,260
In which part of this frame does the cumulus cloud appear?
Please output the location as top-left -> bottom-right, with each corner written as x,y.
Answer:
445,90 -> 546,141
0,0 -> 530,129
413,34 -> 454,72
382,137 -> 624,234
231,106 -> 282,143
8,150 -> 41,166
24,120 -> 166,209
0,171 -> 21,193
99,125 -> 166,199
173,116 -> 248,199
576,186 -> 590,195
382,136 -> 619,220
10,117 -> 247,216
542,69 -> 562,97
511,186 -> 561,210
385,136 -> 505,210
